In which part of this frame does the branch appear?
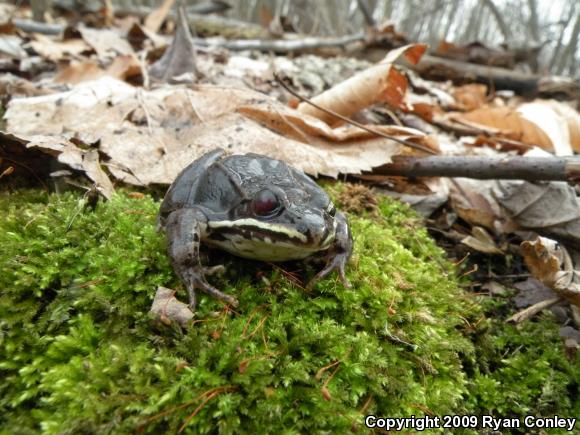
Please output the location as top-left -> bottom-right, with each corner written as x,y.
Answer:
196,33 -> 366,52
375,156 -> 580,181
481,0 -> 512,41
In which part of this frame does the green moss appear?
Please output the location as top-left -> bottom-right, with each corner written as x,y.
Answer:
0,188 -> 577,434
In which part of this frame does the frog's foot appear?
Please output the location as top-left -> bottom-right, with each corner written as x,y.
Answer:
183,268 -> 238,311
204,265 -> 226,277
306,252 -> 351,290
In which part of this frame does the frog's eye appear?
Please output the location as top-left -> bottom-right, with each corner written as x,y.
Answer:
252,189 -> 281,217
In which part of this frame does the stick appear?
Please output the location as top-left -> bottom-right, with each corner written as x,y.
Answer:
507,297 -> 561,323
376,155 -> 580,181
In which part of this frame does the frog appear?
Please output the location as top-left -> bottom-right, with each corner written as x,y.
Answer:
159,148 -> 353,310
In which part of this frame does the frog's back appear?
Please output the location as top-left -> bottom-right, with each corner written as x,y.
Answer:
159,149 -> 225,219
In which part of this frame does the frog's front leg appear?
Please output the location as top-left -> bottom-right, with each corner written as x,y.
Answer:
165,208 -> 238,310
307,211 -> 353,289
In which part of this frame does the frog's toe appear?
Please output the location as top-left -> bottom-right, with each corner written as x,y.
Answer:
306,254 -> 351,290
193,276 -> 238,307
204,265 -> 226,276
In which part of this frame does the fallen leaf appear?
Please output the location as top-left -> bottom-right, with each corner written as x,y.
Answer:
451,84 -> 488,111
149,4 -> 197,83
78,25 -> 134,58
150,286 -> 194,327
495,179 -> 580,245
521,237 -> 580,308
449,100 -> 580,155
54,60 -> 105,84
513,278 -> 558,308
0,131 -> 114,198
0,34 -> 26,58
144,0 -> 175,33
461,226 -> 503,254
450,106 -> 554,150
5,77 -> 437,184
447,178 -> 513,232
28,34 -> 91,61
297,44 -> 427,126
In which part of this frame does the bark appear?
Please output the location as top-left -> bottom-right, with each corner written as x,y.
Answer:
557,12 -> 580,76
526,0 -> 540,43
375,156 -> 580,182
408,54 -> 542,94
460,2 -> 481,42
442,0 -> 459,40
357,0 -> 376,26
549,3 -> 575,68
481,0 -> 511,42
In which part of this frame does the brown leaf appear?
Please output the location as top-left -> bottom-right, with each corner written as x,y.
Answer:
495,179 -> 580,245
461,226 -> 503,254
321,386 -> 332,401
144,0 -> 175,33
450,106 -> 554,150
448,178 -> 511,232
149,4 -> 197,83
451,84 -> 488,111
29,34 -> 91,61
0,131 -> 114,199
150,286 -> 194,327
521,237 -> 580,308
5,77 -> 437,184
296,44 -> 427,126
78,26 -> 134,59
54,61 -> 105,84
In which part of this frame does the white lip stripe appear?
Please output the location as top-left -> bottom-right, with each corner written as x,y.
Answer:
208,218 -> 308,242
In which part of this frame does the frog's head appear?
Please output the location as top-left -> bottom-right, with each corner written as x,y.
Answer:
206,185 -> 337,262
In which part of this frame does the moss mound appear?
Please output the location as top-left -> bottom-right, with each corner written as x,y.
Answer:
0,188 -> 577,434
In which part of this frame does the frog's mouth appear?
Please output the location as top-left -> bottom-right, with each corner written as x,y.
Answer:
206,218 -> 336,261
209,218 -> 309,243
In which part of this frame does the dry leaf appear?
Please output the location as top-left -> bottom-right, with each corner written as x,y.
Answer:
78,26 -> 134,58
451,84 -> 488,111
0,131 -> 114,198
450,101 -> 580,154
149,4 -> 197,83
144,0 -> 175,33
0,34 -> 26,58
150,286 -> 194,327
450,106 -> 554,150
28,34 -> 91,61
296,44 -> 427,126
448,178 -> 512,232
521,237 -> 580,308
461,226 -> 503,254
495,180 -> 580,245
54,61 -> 105,84
5,77 -> 437,185
518,100 -> 580,153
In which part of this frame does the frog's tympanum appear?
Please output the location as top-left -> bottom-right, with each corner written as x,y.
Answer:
159,149 -> 353,310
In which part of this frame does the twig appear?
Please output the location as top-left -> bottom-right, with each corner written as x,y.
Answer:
274,74 -> 437,155
376,155 -> 580,181
507,297 -> 562,323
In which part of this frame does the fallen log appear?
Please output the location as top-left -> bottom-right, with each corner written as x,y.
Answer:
375,156 -> 580,181
406,54 -> 579,98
